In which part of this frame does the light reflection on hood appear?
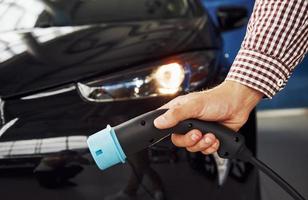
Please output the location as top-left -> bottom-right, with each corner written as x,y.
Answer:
0,135 -> 88,158
0,0 -> 45,32
0,26 -> 87,63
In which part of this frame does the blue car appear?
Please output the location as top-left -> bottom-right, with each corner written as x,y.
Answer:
202,0 -> 308,110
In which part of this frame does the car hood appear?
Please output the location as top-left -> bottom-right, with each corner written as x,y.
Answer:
0,18 -> 220,98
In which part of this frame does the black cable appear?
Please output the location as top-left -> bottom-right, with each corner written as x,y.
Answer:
88,109 -> 307,200
248,156 -> 305,200
126,159 -> 156,200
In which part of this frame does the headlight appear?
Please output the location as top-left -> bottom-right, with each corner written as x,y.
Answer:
77,50 -> 218,102
153,63 -> 185,95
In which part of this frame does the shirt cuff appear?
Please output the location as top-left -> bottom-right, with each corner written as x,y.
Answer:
226,48 -> 290,98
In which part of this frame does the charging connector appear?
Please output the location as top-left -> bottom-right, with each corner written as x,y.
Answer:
87,109 -> 306,200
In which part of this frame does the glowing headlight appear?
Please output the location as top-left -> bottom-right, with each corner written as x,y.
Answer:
153,63 -> 185,95
75,51 -> 215,102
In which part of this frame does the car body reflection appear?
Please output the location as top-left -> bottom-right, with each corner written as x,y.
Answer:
0,1 -> 259,200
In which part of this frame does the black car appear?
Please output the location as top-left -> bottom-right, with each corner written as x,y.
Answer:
0,0 -> 258,199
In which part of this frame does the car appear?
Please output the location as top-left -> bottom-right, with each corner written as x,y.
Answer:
201,0 -> 308,110
201,0 -> 254,64
0,0 -> 259,200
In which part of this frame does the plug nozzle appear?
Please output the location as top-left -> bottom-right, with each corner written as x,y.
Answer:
87,125 -> 126,170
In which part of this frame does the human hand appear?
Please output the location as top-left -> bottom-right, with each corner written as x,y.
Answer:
154,80 -> 263,155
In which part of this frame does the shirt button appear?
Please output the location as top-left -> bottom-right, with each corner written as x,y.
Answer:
277,79 -> 284,87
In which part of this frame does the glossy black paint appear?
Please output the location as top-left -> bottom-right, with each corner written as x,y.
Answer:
0,1 -> 259,200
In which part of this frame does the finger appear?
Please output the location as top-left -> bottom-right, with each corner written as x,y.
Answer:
201,139 -> 220,155
154,102 -> 199,129
221,121 -> 242,132
158,96 -> 185,109
171,129 -> 202,148
186,133 -> 217,152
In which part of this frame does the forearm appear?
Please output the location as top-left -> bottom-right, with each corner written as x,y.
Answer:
226,0 -> 308,98
222,80 -> 263,109
217,80 -> 263,120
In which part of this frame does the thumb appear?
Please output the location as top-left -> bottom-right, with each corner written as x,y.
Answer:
154,102 -> 197,129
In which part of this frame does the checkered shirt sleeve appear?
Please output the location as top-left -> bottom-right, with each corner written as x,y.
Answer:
226,0 -> 308,98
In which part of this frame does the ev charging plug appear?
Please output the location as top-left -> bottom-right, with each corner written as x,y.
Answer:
87,109 -> 305,200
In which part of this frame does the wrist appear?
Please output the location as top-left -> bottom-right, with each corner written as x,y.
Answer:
220,80 -> 263,113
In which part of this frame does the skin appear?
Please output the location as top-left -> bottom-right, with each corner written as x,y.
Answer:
154,80 -> 264,155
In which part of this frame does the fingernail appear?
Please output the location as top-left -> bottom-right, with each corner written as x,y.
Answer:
154,116 -> 165,127
191,133 -> 200,141
204,137 -> 212,144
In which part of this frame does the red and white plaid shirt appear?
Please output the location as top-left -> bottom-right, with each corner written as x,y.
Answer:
226,0 -> 308,98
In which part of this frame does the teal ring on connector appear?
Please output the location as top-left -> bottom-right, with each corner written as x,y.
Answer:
109,125 -> 126,163
87,125 -> 127,170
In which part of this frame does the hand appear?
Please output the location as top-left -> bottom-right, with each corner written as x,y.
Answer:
154,80 -> 263,155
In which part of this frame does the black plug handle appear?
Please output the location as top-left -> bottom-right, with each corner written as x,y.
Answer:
115,109 -> 248,159
114,109 -> 305,200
